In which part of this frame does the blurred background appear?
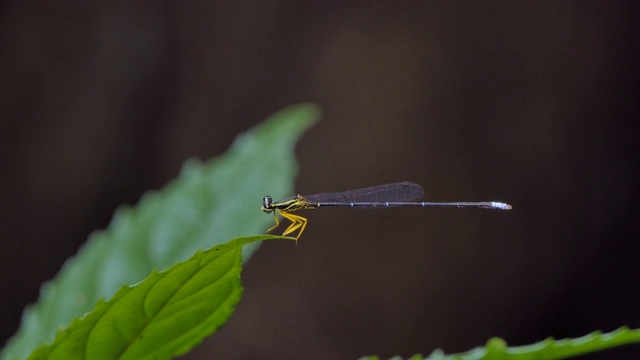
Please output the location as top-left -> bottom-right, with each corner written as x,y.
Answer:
1,2 -> 639,359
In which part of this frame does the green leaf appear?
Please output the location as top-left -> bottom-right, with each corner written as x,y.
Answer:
359,326 -> 640,360
2,103 -> 319,360
27,235 -> 293,360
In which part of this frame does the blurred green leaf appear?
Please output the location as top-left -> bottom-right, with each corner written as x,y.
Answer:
27,235 -> 292,360
359,326 -> 640,360
2,103 -> 319,360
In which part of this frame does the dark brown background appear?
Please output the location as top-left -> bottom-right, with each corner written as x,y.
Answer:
1,2 -> 639,359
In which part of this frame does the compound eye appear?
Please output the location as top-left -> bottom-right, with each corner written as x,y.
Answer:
262,196 -> 273,213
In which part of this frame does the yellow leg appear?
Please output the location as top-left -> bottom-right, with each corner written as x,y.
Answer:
265,211 -> 280,234
278,211 -> 308,241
